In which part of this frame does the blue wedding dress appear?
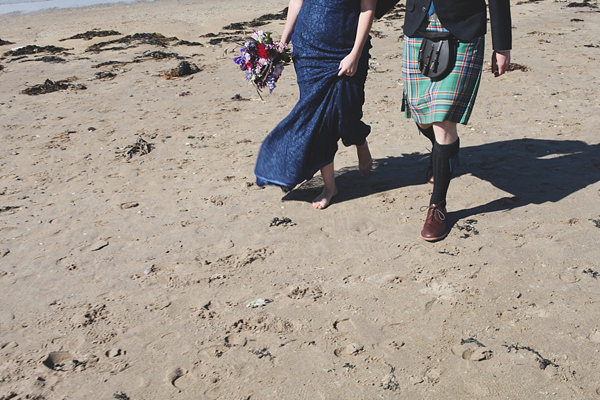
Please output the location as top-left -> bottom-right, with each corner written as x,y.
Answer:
254,0 -> 371,189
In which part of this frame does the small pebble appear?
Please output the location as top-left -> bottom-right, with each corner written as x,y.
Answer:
246,299 -> 272,308
120,201 -> 139,209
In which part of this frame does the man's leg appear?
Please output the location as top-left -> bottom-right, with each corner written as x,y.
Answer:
421,121 -> 460,241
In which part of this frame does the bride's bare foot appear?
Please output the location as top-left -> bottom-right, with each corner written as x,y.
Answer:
357,141 -> 372,176
312,186 -> 338,209
312,162 -> 337,209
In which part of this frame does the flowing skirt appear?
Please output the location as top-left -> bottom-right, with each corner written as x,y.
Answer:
255,0 -> 371,189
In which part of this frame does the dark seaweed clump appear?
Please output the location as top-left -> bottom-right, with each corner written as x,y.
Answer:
200,31 -> 246,38
60,30 -> 122,41
20,56 -> 66,63
0,38 -> 15,46
22,78 -> 87,95
208,36 -> 243,46
95,71 -> 117,80
270,217 -> 296,227
176,40 -> 204,47
461,338 -> 486,347
0,65 -> 4,71
198,31 -> 244,46
121,136 -> 153,159
381,4 -> 406,19
457,219 -> 479,238
163,61 -> 201,79
567,0 -> 598,7
507,63 -> 529,72
3,45 -> 70,57
136,50 -> 184,60
91,60 -> 141,69
222,8 -> 288,30
86,33 -> 178,53
505,344 -> 559,370
583,268 -> 599,279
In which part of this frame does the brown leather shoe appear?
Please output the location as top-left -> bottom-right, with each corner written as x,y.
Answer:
420,204 -> 448,241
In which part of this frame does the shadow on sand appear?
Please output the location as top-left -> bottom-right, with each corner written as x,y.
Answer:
282,138 -> 600,231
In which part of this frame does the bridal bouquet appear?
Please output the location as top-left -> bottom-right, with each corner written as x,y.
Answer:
234,31 -> 292,95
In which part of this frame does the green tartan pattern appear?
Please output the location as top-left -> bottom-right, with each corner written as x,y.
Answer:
402,19 -> 485,125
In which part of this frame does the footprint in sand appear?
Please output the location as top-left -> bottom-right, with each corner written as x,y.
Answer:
168,367 -> 196,391
332,318 -> 354,333
334,342 -> 364,357
1,341 -> 18,354
42,351 -> 73,370
559,270 -> 581,283
224,333 -> 248,348
589,330 -> 600,344
380,323 -> 406,351
451,341 -> 493,362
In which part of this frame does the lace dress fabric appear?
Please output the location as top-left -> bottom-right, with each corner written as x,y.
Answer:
254,0 -> 371,188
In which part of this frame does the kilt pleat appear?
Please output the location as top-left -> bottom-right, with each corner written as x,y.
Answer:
402,19 -> 484,125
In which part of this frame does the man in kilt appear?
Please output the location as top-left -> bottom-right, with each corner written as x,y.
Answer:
401,0 -> 512,241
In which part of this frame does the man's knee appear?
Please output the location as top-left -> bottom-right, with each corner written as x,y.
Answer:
432,121 -> 459,144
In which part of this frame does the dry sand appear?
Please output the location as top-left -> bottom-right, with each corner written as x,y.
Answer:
1,0 -> 600,398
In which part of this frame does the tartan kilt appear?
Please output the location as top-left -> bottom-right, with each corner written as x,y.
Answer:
402,18 -> 485,125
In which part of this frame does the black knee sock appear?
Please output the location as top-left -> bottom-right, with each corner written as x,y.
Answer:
430,138 -> 460,206
418,125 -> 435,176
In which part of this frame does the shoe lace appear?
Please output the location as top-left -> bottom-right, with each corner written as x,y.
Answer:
420,205 -> 446,221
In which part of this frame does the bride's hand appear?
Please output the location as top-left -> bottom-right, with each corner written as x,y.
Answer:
338,52 -> 360,76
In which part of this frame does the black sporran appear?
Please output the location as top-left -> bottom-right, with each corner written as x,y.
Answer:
418,32 -> 457,80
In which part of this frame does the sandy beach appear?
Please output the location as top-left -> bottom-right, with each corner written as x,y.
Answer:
1,0 -> 600,398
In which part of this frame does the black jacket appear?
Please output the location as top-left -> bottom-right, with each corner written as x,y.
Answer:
403,0 -> 512,51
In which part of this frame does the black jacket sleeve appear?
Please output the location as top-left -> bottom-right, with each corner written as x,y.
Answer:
489,0 -> 512,50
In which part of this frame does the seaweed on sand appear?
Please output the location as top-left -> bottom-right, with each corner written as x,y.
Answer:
175,40 -> 204,47
507,63 -> 530,72
121,137 -> 153,159
22,78 -> 87,95
505,344 -> 559,370
222,8 -> 288,30
95,71 -> 117,80
3,45 -> 70,57
0,38 -> 15,46
20,56 -> 66,63
583,268 -> 599,279
567,0 -> 598,7
197,31 -> 243,45
91,60 -> 142,68
380,3 -> 406,19
136,50 -> 184,60
163,61 -> 201,79
208,36 -> 243,46
60,30 -> 121,41
86,33 -> 178,53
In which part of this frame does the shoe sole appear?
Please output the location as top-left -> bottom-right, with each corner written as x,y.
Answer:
420,231 -> 449,242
